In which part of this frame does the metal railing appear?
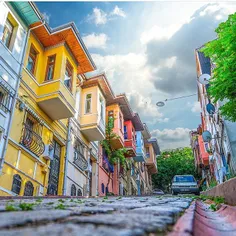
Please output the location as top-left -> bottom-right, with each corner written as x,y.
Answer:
20,125 -> 45,157
74,152 -> 88,171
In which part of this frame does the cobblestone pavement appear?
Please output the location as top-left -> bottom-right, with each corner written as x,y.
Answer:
0,196 -> 193,236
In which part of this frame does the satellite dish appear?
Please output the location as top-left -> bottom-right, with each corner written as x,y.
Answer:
198,74 -> 210,85
156,101 -> 165,107
202,131 -> 212,142
206,103 -> 215,115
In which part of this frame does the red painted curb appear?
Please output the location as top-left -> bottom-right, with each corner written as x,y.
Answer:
169,200 -> 236,236
168,201 -> 195,236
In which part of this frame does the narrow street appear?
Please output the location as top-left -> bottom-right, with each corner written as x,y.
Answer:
0,196 -> 192,235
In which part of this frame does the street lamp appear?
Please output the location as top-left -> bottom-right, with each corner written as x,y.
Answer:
156,93 -> 197,107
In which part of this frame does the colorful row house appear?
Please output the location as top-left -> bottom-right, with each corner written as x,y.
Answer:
190,46 -> 236,187
0,1 -> 160,197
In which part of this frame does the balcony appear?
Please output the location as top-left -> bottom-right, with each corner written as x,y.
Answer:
37,80 -> 76,120
22,69 -> 76,120
20,125 -> 45,157
111,128 -> 124,149
146,159 -> 158,174
133,146 -> 145,162
124,139 -> 136,157
80,114 -> 105,141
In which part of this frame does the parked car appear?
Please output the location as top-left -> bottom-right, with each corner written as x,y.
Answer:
152,188 -> 164,195
171,175 -> 200,195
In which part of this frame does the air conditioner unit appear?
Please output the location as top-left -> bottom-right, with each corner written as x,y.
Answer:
84,163 -> 92,173
42,144 -> 54,160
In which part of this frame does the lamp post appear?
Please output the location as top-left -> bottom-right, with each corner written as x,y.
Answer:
156,93 -> 197,107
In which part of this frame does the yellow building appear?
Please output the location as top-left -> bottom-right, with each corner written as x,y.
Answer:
0,21 -> 96,196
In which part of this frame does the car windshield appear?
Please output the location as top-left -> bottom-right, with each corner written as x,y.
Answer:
174,176 -> 195,183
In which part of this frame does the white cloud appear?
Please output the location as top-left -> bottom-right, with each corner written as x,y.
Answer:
87,6 -> 126,25
191,101 -> 201,113
42,12 -> 50,23
140,24 -> 183,44
89,7 -> 107,25
151,128 -> 191,150
82,33 -> 109,49
87,52 -> 164,123
111,6 -> 126,18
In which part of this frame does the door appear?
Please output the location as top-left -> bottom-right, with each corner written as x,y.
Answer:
47,140 -> 61,195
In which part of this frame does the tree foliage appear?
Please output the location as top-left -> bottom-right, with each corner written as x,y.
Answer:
100,117 -> 127,166
200,13 -> 236,121
152,147 -> 198,192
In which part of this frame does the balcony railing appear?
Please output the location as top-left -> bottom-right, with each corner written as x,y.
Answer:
74,153 -> 88,171
20,126 -> 45,157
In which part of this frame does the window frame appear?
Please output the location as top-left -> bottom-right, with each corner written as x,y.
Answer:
45,54 -> 56,81
64,60 -> 73,92
71,184 -> 76,196
99,96 -> 104,121
2,18 -> 14,49
26,45 -> 38,75
85,93 -> 92,114
11,174 -> 22,195
23,181 -> 34,196
124,125 -> 128,140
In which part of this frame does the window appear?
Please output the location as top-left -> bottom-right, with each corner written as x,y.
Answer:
119,113 -> 123,131
11,174 -> 22,195
100,96 -> 104,121
124,125 -> 128,139
85,94 -> 92,114
2,18 -> 14,49
77,188 -> 83,196
64,61 -> 73,91
0,88 -> 10,113
73,140 -> 88,171
71,184 -> 76,196
132,129 -> 136,143
146,147 -> 150,157
108,110 -> 114,127
27,45 -> 37,75
101,183 -> 105,194
45,55 -> 56,81
23,181 -> 34,196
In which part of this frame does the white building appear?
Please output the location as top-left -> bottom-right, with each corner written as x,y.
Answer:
0,2 -> 41,170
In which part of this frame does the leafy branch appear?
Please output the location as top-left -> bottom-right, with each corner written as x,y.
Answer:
200,13 -> 236,121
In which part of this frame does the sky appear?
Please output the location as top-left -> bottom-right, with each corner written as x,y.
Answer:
36,1 -> 236,150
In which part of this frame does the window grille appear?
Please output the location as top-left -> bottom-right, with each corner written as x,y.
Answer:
11,174 -> 22,195
77,188 -> 82,196
23,181 -> 34,196
71,184 -> 76,196
73,138 -> 88,171
0,76 -> 14,113
20,109 -> 45,156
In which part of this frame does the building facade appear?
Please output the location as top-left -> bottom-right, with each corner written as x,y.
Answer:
0,1 -> 161,197
191,47 -> 236,186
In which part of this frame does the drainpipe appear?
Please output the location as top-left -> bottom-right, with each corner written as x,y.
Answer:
63,118 -> 71,195
0,20 -> 45,174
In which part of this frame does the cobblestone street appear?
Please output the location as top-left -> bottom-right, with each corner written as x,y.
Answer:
0,196 -> 192,235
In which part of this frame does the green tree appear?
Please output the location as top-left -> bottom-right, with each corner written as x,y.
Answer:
152,147 -> 198,192
100,116 -> 128,193
200,13 -> 236,121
